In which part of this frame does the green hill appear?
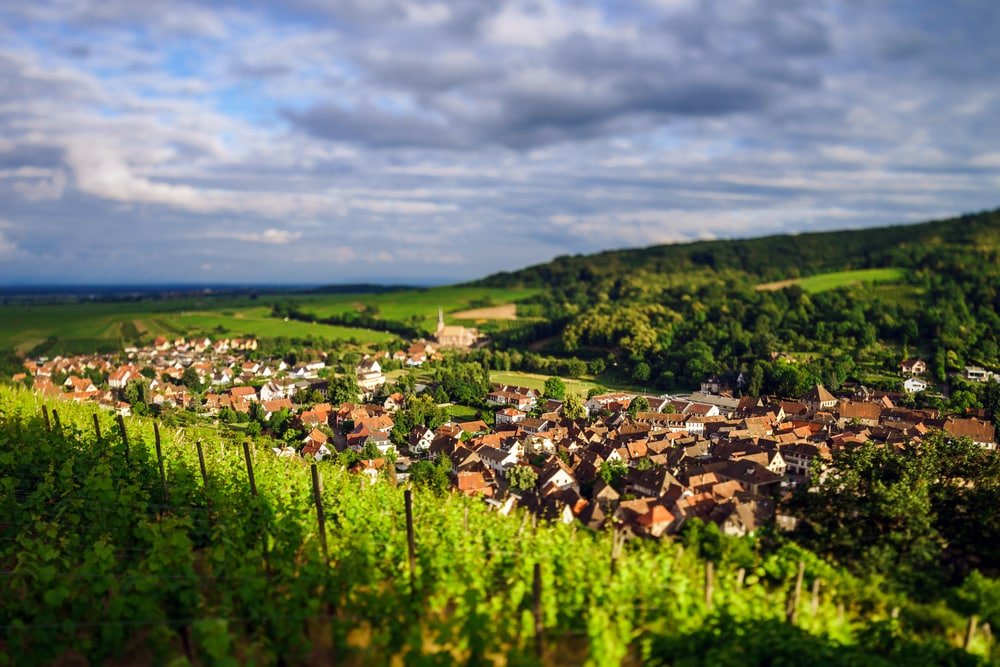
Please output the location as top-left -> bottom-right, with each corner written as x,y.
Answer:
477,208 -> 1000,287
469,209 -> 1000,396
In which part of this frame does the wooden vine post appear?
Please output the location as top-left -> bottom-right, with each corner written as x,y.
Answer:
41,405 -> 51,432
196,440 -> 209,488
93,413 -> 102,440
404,489 -> 417,600
533,562 -> 544,659
242,440 -> 269,576
154,422 -> 167,503
242,440 -> 257,496
965,615 -> 978,650
705,561 -> 714,610
117,414 -> 130,464
311,464 -> 329,564
787,560 -> 805,624
51,408 -> 62,432
610,525 -> 625,577
811,578 -> 822,616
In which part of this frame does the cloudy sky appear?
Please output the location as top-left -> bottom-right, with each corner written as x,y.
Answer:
1,1 -> 998,285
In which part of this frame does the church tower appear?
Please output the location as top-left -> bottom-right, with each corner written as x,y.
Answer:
437,307 -> 444,335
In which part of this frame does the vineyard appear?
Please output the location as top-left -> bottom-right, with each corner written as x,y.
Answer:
0,387 -> 989,666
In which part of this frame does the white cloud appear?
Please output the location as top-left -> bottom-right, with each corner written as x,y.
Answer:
201,228 -> 303,244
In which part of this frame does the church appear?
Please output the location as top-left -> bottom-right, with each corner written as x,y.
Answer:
435,308 -> 478,349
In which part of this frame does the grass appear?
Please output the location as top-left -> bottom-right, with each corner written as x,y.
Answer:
0,296 -> 395,355
756,268 -> 906,294
295,286 -> 541,333
444,404 -> 481,420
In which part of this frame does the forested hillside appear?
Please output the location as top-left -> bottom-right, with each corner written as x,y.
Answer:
475,209 -> 1000,402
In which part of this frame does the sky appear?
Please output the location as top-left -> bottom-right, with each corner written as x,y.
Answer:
0,0 -> 998,285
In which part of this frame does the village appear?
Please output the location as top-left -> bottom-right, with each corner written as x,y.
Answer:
10,318 -> 998,543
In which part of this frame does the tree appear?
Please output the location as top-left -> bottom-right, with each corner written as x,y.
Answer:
747,362 -> 765,396
505,465 -> 538,492
328,373 -> 360,405
627,395 -> 650,418
563,392 -> 587,420
544,376 -> 566,400
181,367 -> 202,393
791,432 -> 1000,590
408,454 -> 452,493
632,361 -> 651,383
123,378 -> 150,409
361,441 -> 380,459
983,377 -> 1000,429
599,460 -> 628,489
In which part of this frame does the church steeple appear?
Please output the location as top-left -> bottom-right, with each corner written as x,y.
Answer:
437,307 -> 444,332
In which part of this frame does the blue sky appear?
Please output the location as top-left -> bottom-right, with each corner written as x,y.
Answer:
0,0 -> 997,284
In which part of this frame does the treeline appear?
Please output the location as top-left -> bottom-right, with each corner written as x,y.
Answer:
271,302 -> 420,339
478,208 -> 1000,288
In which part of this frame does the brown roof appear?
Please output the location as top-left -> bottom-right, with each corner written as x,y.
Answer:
803,384 -> 836,404
836,401 -> 882,421
943,418 -> 996,443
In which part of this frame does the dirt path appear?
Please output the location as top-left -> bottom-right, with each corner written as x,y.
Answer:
755,279 -> 798,291
450,304 -> 518,320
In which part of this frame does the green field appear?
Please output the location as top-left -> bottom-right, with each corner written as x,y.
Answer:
0,297 -> 395,355
296,286 -> 541,333
757,268 -> 906,294
0,285 -> 541,356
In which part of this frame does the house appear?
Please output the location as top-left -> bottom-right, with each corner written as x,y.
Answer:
356,357 -> 386,394
836,401 -> 881,427
519,418 -> 550,434
538,459 -> 577,492
496,407 -> 527,425
903,377 -> 928,393
229,385 -> 258,402
900,358 -> 927,376
479,446 -> 519,474
965,366 -> 996,383
943,418 -> 996,448
456,471 -> 493,497
779,443 -> 828,477
64,376 -> 97,393
108,365 -> 139,390
383,393 -> 405,412
715,460 -> 783,495
301,429 -> 332,460
802,384 -> 837,413
585,392 -> 633,414
407,426 -> 435,455
260,379 -> 296,402
261,399 -> 293,420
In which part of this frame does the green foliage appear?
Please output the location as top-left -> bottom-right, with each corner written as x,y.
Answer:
390,394 -> 447,447
562,392 -> 587,420
328,373 -> 360,406
627,395 -> 650,418
543,376 -> 566,400
0,388 -> 993,665
792,431 -> 1000,593
599,460 -> 628,488
478,209 -> 1000,389
407,454 -> 452,493
505,464 -> 538,492
434,360 -> 490,406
